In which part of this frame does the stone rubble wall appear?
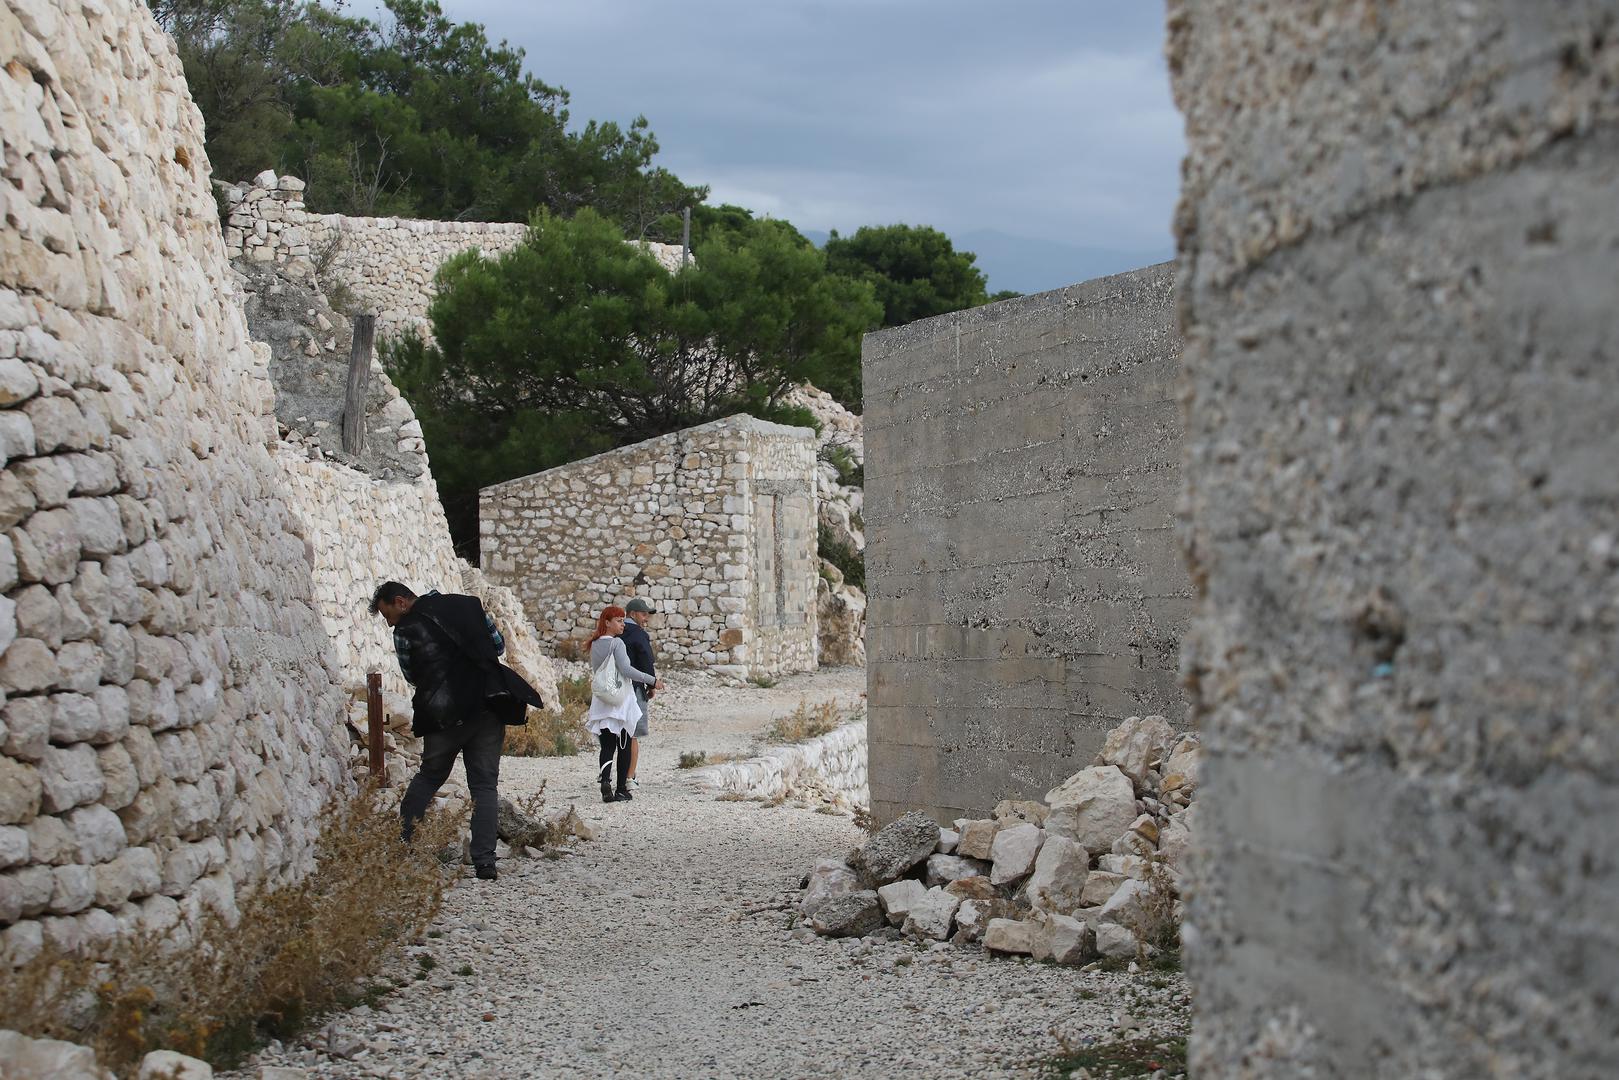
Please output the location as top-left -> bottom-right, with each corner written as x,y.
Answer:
693,719 -> 868,810
1170,3 -> 1619,1077
0,0 -> 351,965
862,264 -> 1191,827
480,416 -> 820,676
783,384 -> 867,666
222,172 -> 686,341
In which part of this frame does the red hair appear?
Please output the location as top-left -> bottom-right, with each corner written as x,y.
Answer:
589,605 -> 627,645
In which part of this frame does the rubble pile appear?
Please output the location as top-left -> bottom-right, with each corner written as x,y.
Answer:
795,715 -> 1200,965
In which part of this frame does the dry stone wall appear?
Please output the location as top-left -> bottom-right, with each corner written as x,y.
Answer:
0,0 -> 351,963
481,416 -> 820,676
1171,3 -> 1619,1077
862,265 -> 1191,827
222,173 -> 685,341
693,719 -> 868,812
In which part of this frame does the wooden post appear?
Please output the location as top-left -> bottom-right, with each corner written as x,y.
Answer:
366,671 -> 385,782
341,313 -> 376,455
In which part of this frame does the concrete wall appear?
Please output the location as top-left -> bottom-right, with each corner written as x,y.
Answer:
863,264 -> 1190,826
1170,3 -> 1619,1076
480,416 -> 820,676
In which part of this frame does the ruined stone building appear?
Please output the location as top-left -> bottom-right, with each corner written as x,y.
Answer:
863,262 -> 1190,825
480,416 -> 821,676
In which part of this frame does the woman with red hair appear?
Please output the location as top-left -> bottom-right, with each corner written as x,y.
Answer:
587,605 -> 662,802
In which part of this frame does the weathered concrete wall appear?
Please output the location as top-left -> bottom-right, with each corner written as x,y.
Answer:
0,0 -> 350,963
863,264 -> 1190,826
222,173 -> 684,341
1171,3 -> 1619,1076
481,416 -> 820,676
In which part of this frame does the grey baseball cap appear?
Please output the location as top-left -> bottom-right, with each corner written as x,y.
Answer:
625,597 -> 654,613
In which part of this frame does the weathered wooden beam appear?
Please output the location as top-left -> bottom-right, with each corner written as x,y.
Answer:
341,313 -> 376,455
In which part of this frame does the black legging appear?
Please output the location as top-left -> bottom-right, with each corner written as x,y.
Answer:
598,730 -> 630,791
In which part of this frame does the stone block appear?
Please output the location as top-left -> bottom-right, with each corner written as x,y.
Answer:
900,887 -> 961,941
982,917 -> 1036,956
876,877 -> 926,926
38,743 -> 104,813
1026,835 -> 1090,915
988,822 -> 1044,885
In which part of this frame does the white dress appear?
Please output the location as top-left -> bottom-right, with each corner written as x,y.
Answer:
586,636 -> 654,739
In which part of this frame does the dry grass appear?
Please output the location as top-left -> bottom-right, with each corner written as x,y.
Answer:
504,675 -> 592,756
765,699 -> 845,744
0,783 -> 465,1075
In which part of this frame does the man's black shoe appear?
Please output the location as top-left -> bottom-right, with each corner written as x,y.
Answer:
475,864 -> 497,881
613,788 -> 633,802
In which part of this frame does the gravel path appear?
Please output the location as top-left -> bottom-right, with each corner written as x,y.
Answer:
232,670 -> 1188,1079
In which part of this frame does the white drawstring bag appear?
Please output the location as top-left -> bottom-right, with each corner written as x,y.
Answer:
591,650 -> 630,707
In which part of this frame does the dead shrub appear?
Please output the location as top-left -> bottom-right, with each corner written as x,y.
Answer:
504,675 -> 592,756
766,699 -> 844,744
0,782 -> 465,1075
1127,852 -> 1182,960
553,637 -> 588,662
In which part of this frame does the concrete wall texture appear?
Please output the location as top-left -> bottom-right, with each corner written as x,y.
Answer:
863,263 -> 1191,826
1170,3 -> 1619,1076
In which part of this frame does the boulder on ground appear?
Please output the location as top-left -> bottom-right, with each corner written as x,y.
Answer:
925,852 -> 987,887
876,878 -> 927,926
0,1030 -> 110,1079
1158,804 -> 1197,870
954,818 -> 1001,860
1026,835 -> 1090,915
801,858 -> 862,916
1110,813 -> 1159,857
1095,921 -> 1140,959
810,890 -> 884,938
1094,714 -> 1176,786
1096,853 -> 1149,879
901,887 -> 962,941
982,917 -> 1036,956
954,898 -> 1019,943
988,822 -> 1044,885
139,1050 -> 212,1079
853,811 -> 939,885
1079,870 -> 1128,908
1044,766 -> 1139,854
1045,912 -> 1093,965
1162,734 -> 1202,790
936,828 -> 959,854
1097,877 -> 1150,927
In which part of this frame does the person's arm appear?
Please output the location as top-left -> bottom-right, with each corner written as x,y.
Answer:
613,638 -> 656,685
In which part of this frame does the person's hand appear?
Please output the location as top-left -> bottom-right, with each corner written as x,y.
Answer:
654,678 -> 665,691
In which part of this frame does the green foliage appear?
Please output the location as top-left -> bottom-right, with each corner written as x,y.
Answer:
151,0 -> 704,228
818,523 -> 865,591
824,224 -> 991,328
1048,1037 -> 1187,1079
821,443 -> 863,488
390,209 -> 880,552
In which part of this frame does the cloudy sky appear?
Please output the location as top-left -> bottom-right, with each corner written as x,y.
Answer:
380,1 -> 1183,294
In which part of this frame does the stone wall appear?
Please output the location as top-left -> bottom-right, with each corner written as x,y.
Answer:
222,172 -> 685,341
0,0 -> 350,963
481,416 -> 820,676
1170,3 -> 1619,1077
692,720 -> 868,811
863,264 -> 1190,826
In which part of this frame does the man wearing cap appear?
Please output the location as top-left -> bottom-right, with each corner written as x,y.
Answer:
621,597 -> 658,789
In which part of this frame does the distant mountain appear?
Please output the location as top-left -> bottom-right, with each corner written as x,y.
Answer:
799,226 -> 1171,298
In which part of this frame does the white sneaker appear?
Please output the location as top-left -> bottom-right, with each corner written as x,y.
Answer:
627,777 -> 641,790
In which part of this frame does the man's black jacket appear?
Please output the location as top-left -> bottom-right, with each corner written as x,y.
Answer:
621,619 -> 656,694
395,592 -> 544,735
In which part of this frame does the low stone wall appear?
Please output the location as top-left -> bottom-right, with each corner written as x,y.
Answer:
222,173 -> 684,341
481,416 -> 820,676
693,720 -> 868,810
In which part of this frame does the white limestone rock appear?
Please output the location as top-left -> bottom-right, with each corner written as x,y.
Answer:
139,1050 -> 212,1079
982,917 -> 1036,956
1097,877 -> 1151,927
954,817 -> 1001,860
876,878 -> 927,926
1158,803 -> 1197,871
853,811 -> 939,885
809,890 -> 883,938
0,1029 -> 111,1079
936,828 -> 959,854
901,887 -> 962,941
800,857 -> 861,917
1044,766 -> 1139,854
1095,921 -> 1139,959
988,822 -> 1044,886
1094,714 -> 1177,787
925,852 -> 988,887
1044,912 -> 1093,965
1026,834 -> 1090,915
